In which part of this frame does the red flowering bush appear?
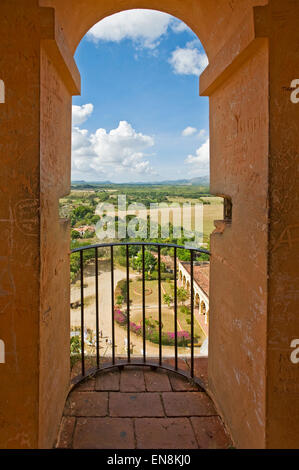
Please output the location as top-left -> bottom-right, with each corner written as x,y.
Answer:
114,309 -> 191,347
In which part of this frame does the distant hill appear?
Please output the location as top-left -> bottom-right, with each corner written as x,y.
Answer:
72,180 -> 113,185
155,176 -> 210,186
71,176 -> 209,187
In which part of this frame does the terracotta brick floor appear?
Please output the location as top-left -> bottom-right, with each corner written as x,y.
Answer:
56,361 -> 232,449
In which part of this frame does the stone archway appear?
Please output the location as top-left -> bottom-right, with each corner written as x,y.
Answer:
1,0 -> 299,450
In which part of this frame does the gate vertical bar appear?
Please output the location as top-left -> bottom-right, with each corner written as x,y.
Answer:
126,245 -> 131,363
80,250 -> 85,376
158,245 -> 162,366
111,246 -> 115,365
95,247 -> 100,368
190,250 -> 194,378
142,245 -> 146,362
174,247 -> 178,370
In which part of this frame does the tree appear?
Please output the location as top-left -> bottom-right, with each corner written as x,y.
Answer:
177,249 -> 191,262
163,294 -> 173,308
98,192 -> 109,202
132,250 -> 157,273
83,230 -> 94,239
177,287 -> 188,305
71,230 -> 80,239
70,205 -> 95,227
90,215 -> 101,225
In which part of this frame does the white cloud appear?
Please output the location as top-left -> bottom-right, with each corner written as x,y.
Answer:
185,138 -> 210,170
87,10 -> 193,50
72,109 -> 156,179
182,127 -> 207,139
186,39 -> 201,49
90,121 -> 154,166
197,129 -> 207,140
170,20 -> 189,34
169,43 -> 208,76
88,10 -> 171,49
72,103 -> 94,126
182,126 -> 197,137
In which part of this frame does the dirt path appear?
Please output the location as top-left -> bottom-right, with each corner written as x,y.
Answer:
71,259 -> 200,358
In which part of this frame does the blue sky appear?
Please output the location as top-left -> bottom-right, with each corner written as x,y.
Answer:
72,10 -> 209,183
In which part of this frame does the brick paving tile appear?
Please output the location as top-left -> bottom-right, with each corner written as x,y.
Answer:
168,373 -> 199,391
96,371 -> 120,391
73,418 -> 135,449
120,368 -> 145,392
64,392 -> 108,417
58,368 -> 232,450
162,392 -> 217,417
163,358 -> 189,371
191,417 -> 232,449
109,392 -> 164,417
56,417 -> 76,449
76,378 -> 96,392
144,370 -> 171,392
135,418 -> 198,449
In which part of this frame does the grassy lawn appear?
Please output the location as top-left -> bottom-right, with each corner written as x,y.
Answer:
129,278 -> 182,306
129,278 -> 173,305
126,279 -> 204,345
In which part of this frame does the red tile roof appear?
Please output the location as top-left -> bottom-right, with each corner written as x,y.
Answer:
182,262 -> 210,297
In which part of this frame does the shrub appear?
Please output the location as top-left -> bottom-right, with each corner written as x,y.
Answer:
180,305 -> 190,316
149,271 -> 173,281
114,279 -> 128,303
70,335 -> 81,354
114,309 -> 127,325
130,322 -> 142,335
116,295 -> 124,305
114,309 -> 192,348
70,335 -> 81,367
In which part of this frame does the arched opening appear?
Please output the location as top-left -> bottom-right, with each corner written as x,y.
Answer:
4,0 -> 293,451
58,8 -> 222,449
67,8 -> 213,375
50,3 -> 273,448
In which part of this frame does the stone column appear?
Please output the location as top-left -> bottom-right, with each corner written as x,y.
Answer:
0,1 -> 80,448
261,0 -> 299,449
202,0 -> 299,448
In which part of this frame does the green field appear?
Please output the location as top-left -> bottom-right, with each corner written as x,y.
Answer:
63,183 -> 223,248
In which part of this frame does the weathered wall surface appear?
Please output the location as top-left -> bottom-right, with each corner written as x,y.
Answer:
0,1 -> 78,448
0,1 -> 42,448
265,0 -> 299,449
39,44 -> 72,449
39,0 -> 268,57
208,41 -> 269,448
